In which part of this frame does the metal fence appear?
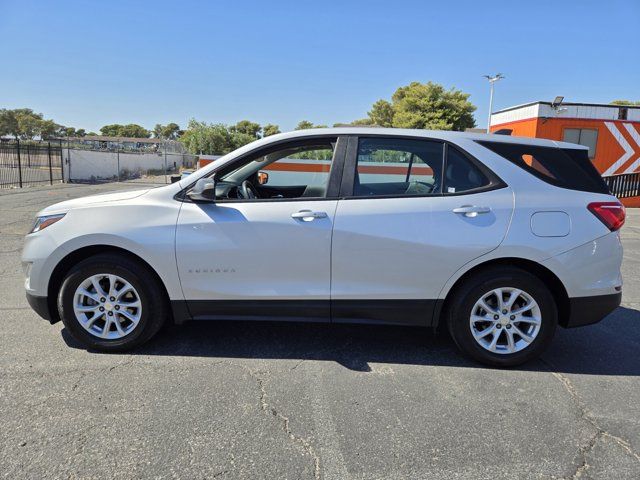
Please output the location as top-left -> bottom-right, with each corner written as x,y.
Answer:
603,172 -> 640,199
0,141 -> 64,189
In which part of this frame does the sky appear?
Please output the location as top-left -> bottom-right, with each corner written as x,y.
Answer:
1,0 -> 638,133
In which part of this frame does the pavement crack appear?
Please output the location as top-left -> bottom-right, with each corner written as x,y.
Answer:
226,361 -> 321,480
542,360 -> 640,477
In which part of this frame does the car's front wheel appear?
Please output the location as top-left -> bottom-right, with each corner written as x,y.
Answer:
447,266 -> 557,367
57,253 -> 166,351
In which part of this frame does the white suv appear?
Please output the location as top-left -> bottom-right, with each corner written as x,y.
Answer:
22,128 -> 624,366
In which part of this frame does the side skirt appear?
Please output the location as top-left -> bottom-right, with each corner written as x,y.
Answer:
171,299 -> 440,327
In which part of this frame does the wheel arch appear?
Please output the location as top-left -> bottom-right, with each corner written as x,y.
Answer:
46,245 -> 172,324
436,257 -> 570,328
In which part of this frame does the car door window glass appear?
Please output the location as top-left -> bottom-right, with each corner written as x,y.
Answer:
353,138 -> 443,197
219,141 -> 335,200
443,146 -> 490,194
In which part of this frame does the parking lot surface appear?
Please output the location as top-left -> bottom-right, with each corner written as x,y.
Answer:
1,182 -> 639,479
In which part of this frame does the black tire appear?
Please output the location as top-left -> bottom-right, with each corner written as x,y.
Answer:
446,266 -> 557,367
57,253 -> 167,352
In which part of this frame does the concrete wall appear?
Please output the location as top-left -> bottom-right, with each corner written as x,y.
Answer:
65,149 -> 194,181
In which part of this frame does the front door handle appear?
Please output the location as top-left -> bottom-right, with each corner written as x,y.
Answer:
452,205 -> 491,217
291,210 -> 328,221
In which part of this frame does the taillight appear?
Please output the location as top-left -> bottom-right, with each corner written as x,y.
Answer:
587,201 -> 625,231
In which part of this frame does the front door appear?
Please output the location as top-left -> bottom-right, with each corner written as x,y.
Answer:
330,136 -> 514,325
176,136 -> 345,321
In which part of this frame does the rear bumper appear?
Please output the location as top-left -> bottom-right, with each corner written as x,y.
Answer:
564,292 -> 621,328
26,293 -> 56,323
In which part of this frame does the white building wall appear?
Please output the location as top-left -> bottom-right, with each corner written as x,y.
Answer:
491,102 -> 640,126
66,149 -> 185,181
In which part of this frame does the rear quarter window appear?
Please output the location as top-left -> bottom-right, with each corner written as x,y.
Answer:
476,141 -> 610,195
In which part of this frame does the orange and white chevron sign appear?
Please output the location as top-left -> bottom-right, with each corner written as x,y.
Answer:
603,122 -> 640,176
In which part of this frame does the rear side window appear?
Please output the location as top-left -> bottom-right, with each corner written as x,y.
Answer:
477,141 -> 610,194
444,146 -> 490,193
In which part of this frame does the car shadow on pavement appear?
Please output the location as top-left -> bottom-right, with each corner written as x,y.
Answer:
62,305 -> 640,376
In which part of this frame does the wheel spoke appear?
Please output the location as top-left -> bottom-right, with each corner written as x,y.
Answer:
116,285 -> 134,300
113,317 -> 126,335
479,298 -> 497,315
107,274 -> 117,298
85,312 -> 103,328
91,277 -> 107,297
513,325 -> 534,343
76,304 -> 99,313
471,314 -> 494,323
505,329 -> 516,352
511,303 -> 535,316
474,325 -> 495,340
515,315 -> 541,325
101,317 -> 112,338
494,288 -> 504,311
488,330 -> 501,351
118,300 -> 141,309
118,309 -> 140,325
78,288 -> 100,303
505,289 -> 522,310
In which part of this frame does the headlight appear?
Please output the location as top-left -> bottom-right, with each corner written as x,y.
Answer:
30,213 -> 66,233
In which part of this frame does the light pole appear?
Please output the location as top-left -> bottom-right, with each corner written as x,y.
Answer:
484,74 -> 504,133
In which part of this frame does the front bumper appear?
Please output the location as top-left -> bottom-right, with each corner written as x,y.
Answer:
26,292 -> 57,324
564,292 -> 621,328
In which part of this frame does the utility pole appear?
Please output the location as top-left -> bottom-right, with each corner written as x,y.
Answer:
484,74 -> 505,133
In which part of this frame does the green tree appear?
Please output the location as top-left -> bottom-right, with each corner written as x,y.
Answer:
100,123 -> 150,138
76,128 -> 86,137
363,81 -> 476,131
295,120 -> 327,130
119,124 -> 150,138
611,100 -> 640,106
100,124 -> 122,136
0,109 -> 18,138
16,111 -> 43,139
153,123 -> 182,139
295,120 -> 315,130
180,120 -> 233,155
39,119 -> 60,139
368,100 -> 394,127
230,120 -> 261,139
262,124 -> 281,137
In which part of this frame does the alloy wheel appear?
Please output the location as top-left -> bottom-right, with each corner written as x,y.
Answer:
73,273 -> 142,340
469,287 -> 542,354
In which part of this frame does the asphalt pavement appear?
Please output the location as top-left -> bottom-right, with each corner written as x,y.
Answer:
1,181 -> 639,479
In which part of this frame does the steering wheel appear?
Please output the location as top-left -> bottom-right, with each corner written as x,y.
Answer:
239,180 -> 259,199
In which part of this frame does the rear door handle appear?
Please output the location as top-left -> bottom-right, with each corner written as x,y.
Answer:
291,210 -> 328,221
452,205 -> 491,217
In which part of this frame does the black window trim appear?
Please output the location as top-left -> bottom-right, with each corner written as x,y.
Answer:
338,134 -> 506,200
176,134 -> 348,204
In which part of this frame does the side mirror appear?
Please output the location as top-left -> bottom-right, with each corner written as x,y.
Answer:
257,171 -> 269,185
187,177 -> 216,202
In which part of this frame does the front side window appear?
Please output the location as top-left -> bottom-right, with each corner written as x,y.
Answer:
353,138 -> 443,197
562,128 -> 598,158
217,140 -> 336,200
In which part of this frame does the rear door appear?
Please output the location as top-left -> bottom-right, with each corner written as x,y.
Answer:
330,136 -> 514,325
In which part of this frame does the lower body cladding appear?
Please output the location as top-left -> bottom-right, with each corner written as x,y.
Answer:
169,294 -> 621,329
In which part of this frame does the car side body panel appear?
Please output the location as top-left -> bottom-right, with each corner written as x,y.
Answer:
22,186 -> 184,300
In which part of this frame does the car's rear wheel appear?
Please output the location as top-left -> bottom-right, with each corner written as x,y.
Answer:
447,266 -> 557,367
57,253 -> 166,351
